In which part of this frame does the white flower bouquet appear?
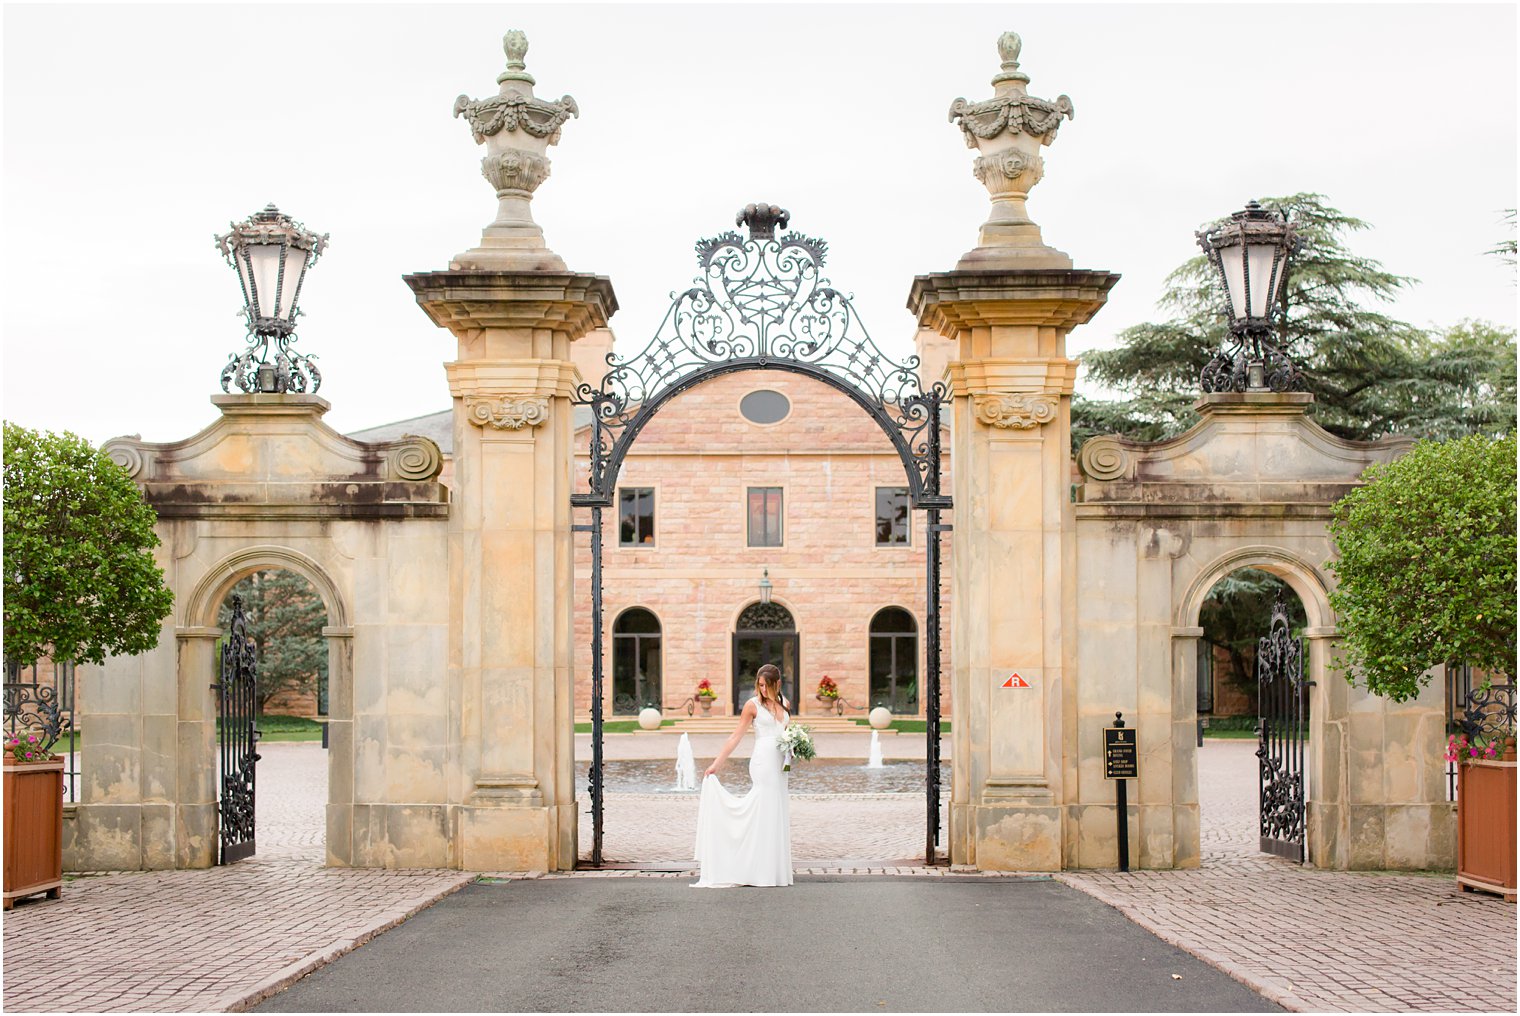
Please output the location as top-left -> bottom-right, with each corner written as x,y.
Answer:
777,723 -> 816,772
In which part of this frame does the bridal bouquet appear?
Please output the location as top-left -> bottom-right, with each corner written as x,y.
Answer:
777,723 -> 816,772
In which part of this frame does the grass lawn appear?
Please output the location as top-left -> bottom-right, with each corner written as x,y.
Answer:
255,714 -> 324,742
1200,716 -> 1258,739
852,719 -> 951,734
574,719 -> 681,733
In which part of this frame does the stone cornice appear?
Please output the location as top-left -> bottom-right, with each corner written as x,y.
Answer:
445,360 -> 579,400
947,357 -> 1077,397
403,270 -> 617,337
908,269 -> 1120,333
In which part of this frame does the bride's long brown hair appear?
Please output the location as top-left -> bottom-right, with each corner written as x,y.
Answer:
755,664 -> 787,720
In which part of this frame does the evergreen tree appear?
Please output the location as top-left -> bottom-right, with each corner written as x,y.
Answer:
1074,194 -> 1516,449
219,570 -> 328,714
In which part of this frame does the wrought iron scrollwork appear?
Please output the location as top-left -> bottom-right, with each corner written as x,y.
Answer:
1200,339 -> 1303,394
3,659 -> 71,752
1256,594 -> 1309,862
220,336 -> 322,395
572,209 -> 948,508
1463,682 -> 1517,746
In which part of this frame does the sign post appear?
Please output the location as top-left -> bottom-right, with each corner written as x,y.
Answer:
1104,711 -> 1138,872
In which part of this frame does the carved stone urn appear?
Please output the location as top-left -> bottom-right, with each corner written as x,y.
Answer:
450,30 -> 579,271
948,32 -> 1075,269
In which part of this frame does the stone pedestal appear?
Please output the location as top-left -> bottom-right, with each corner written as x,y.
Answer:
910,269 -> 1117,870
405,270 -> 616,870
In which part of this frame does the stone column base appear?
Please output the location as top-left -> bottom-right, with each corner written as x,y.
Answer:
970,785 -> 1063,871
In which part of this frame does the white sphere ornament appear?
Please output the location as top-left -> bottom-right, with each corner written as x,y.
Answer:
638,707 -> 662,731
868,707 -> 892,730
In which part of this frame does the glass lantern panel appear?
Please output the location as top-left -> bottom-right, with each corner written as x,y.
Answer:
278,244 -> 309,318
247,242 -> 285,320
1217,246 -> 1248,321
1245,243 -> 1280,318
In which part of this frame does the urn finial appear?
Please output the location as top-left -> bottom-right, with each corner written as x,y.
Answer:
945,31 -> 1075,270
992,31 -> 1030,86
449,30 -> 579,270
498,29 -> 535,85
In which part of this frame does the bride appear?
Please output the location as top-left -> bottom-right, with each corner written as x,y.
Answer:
692,663 -> 794,888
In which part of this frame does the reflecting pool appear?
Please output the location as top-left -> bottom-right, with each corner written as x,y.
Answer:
577,758 -> 949,795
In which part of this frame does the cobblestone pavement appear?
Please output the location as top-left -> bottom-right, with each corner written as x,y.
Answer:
2,744 -> 472,1014
1060,739 -> 1518,1014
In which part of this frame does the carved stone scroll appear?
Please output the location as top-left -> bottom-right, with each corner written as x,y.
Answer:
973,393 -> 1058,430
465,395 -> 550,430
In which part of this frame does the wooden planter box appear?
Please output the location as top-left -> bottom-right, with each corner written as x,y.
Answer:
1457,756 -> 1518,902
3,759 -> 64,910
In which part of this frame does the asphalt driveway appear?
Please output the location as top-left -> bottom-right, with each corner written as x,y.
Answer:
255,876 -> 1279,1013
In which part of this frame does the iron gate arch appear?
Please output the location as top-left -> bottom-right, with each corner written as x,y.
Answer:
572,203 -> 950,866
1256,593 -> 1310,862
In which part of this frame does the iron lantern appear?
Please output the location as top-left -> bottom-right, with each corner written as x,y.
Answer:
758,569 -> 773,605
215,204 -> 329,394
1196,201 -> 1303,393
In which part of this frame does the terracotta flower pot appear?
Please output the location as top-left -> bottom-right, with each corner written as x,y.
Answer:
1456,739 -> 1518,902
3,759 -> 64,910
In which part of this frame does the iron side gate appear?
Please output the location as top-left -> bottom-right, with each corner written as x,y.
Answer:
215,595 -> 260,864
1255,594 -> 1309,862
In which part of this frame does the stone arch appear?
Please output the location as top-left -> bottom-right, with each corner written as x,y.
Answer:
183,544 -> 349,631
1176,544 -> 1334,632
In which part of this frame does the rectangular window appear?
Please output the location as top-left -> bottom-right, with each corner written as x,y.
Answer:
747,487 -> 783,547
618,487 -> 655,546
875,487 -> 910,546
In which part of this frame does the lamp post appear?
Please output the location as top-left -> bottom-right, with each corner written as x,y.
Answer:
758,569 -> 773,606
215,204 -> 329,394
1196,200 -> 1302,393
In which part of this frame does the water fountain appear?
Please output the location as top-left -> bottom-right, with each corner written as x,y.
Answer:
866,730 -> 885,768
675,732 -> 697,790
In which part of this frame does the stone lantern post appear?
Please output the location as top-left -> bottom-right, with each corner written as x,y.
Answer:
911,32 -> 1119,871
405,30 -> 616,871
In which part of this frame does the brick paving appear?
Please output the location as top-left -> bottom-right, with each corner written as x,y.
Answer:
1059,740 -> 1518,1013
2,744 -> 472,1014
4,738 -> 1514,1013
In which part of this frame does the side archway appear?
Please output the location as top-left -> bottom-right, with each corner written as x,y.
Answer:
176,544 -> 355,867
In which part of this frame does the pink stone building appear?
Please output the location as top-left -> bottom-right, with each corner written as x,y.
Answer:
350,330 -> 955,724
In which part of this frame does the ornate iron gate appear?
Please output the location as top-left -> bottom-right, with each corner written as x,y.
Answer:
572,204 -> 950,866
215,595 -> 260,864
1256,594 -> 1308,862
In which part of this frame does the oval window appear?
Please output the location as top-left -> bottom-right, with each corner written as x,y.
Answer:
740,389 -> 790,425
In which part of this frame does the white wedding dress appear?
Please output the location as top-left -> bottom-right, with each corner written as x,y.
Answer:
692,697 -> 794,888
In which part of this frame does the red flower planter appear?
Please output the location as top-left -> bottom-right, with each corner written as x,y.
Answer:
1456,746 -> 1518,902
3,759 -> 64,910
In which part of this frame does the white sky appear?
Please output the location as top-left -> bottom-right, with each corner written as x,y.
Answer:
3,3 -> 1515,444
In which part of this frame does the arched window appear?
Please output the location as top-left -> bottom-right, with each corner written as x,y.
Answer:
612,608 -> 662,716
869,607 -> 918,713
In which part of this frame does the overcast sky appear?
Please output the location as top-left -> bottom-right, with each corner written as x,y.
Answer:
3,3 -> 1515,444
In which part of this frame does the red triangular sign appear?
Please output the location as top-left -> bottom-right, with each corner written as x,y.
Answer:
1001,673 -> 1031,688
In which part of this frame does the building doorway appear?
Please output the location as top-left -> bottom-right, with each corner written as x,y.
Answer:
731,602 -> 799,712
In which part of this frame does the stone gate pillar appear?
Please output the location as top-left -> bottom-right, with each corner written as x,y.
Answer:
405,31 -> 615,870
910,33 -> 1117,870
